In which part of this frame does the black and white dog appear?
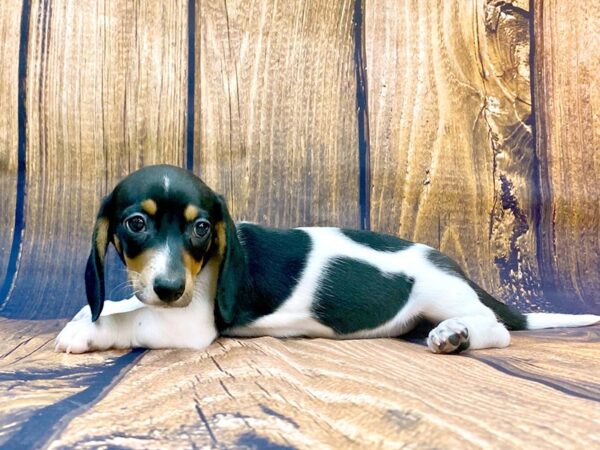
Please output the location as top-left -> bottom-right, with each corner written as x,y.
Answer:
55,165 -> 599,354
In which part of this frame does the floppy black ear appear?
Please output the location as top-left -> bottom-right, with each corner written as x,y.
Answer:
214,195 -> 248,328
85,195 -> 113,322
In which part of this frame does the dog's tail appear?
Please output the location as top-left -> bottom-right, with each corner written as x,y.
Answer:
469,280 -> 600,331
524,313 -> 600,330
428,249 -> 600,331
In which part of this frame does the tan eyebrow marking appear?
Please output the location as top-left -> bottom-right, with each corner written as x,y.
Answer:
141,199 -> 157,215
184,204 -> 199,222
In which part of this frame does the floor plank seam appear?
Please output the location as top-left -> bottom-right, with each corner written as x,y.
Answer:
0,348 -> 146,450
468,355 -> 600,403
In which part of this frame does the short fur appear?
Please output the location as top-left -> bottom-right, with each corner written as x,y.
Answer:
56,165 -> 600,354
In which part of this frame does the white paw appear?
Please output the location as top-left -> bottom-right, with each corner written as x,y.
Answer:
55,318 -> 105,354
427,319 -> 470,354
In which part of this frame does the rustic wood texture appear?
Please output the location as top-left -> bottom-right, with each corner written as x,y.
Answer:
0,324 -> 597,449
197,0 -> 360,228
533,0 -> 600,314
0,2 -> 21,284
365,0 -> 544,310
1,1 -> 600,449
0,318 -> 140,448
0,0 -> 188,319
473,327 -> 600,401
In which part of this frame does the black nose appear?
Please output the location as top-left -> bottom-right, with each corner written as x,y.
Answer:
153,277 -> 185,303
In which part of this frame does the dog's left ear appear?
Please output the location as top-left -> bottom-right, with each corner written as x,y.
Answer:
85,194 -> 113,322
214,195 -> 248,328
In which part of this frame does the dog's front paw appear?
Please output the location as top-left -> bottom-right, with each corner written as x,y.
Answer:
427,319 -> 470,354
55,318 -> 110,354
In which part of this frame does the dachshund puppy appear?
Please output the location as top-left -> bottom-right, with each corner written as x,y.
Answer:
55,165 -> 599,354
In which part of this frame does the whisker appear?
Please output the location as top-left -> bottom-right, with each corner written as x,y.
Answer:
111,280 -> 134,290
108,282 -> 135,298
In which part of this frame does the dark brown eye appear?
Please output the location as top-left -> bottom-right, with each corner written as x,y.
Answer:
126,214 -> 146,233
193,219 -> 210,238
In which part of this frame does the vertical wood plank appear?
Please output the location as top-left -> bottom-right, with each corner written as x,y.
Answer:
533,0 -> 600,313
366,0 -> 544,309
0,2 -> 22,286
1,0 -> 188,319
197,0 -> 359,228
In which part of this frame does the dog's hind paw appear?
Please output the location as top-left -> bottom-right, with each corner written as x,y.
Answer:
427,319 -> 470,354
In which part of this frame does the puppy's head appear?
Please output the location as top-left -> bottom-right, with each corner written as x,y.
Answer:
86,165 -> 239,322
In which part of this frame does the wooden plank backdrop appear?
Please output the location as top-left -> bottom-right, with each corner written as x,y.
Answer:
197,0 -> 360,228
0,0 -> 599,448
0,0 -> 188,319
533,0 -> 600,314
366,0 -> 543,311
0,2 -> 22,299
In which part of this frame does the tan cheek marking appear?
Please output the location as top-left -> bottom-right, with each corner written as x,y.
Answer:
141,199 -> 158,215
215,221 -> 226,257
184,204 -> 199,222
95,217 -> 109,263
183,251 -> 203,277
124,249 -> 156,276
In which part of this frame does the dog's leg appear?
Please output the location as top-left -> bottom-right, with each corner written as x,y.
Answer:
426,315 -> 510,353
71,296 -> 145,321
55,301 -> 217,353
418,275 -> 511,353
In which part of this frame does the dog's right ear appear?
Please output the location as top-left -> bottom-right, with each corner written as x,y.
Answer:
213,195 -> 248,329
85,194 -> 113,322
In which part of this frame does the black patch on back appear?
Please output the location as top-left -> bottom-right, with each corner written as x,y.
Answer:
341,229 -> 414,252
313,257 -> 414,334
234,224 -> 311,324
427,249 -> 527,331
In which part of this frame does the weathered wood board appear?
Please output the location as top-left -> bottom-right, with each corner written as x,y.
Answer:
1,0 -> 598,317
0,0 -> 188,320
0,2 -> 22,289
1,1 -> 600,449
366,0 -> 542,311
533,0 -> 600,314
197,0 -> 360,228
0,318 -> 141,449
1,321 -> 598,449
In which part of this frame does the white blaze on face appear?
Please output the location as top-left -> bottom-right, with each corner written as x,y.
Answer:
139,247 -> 171,305
149,246 -> 170,278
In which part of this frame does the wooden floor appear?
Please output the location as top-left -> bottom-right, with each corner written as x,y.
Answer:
0,320 -> 598,449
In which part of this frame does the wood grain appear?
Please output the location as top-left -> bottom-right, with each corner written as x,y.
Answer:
0,0 -> 188,319
197,0 -> 359,228
472,328 -> 600,401
533,0 -> 600,314
0,2 -> 21,285
46,329 -> 600,449
0,318 -> 136,448
365,0 -> 544,310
